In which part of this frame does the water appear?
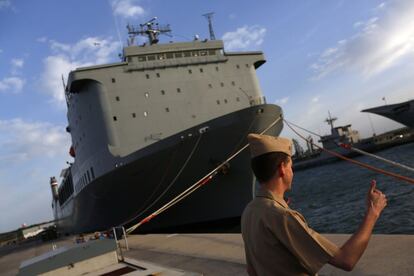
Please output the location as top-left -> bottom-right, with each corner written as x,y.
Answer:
288,142 -> 414,234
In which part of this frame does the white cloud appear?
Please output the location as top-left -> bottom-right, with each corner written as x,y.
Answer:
37,36 -> 48,43
275,97 -> 289,105
0,119 -> 70,165
0,118 -> 70,232
311,1 -> 414,79
11,58 -> 24,68
41,37 -> 121,106
0,0 -> 11,9
222,25 -> 266,51
111,0 -> 145,18
0,77 -> 25,93
11,57 -> 24,75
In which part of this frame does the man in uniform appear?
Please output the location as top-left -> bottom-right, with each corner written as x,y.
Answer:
241,134 -> 387,276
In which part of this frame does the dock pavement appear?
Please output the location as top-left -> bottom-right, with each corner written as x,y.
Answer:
1,234 -> 413,275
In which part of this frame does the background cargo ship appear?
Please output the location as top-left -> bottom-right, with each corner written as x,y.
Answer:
50,18 -> 283,234
292,111 -> 414,171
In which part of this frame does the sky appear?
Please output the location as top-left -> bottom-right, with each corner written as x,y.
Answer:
1,0 -> 413,233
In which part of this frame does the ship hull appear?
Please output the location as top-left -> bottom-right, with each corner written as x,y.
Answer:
56,104 -> 283,234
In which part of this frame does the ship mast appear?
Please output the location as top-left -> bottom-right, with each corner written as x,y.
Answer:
127,17 -> 171,45
325,111 -> 337,131
203,12 -> 216,40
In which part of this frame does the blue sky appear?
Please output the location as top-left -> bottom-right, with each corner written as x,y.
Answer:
1,0 -> 413,232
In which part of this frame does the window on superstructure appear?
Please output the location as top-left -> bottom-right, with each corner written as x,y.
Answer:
188,69 -> 192,74
161,90 -> 165,95
231,81 -> 235,86
156,72 -> 160,78
175,52 -> 183,58
217,100 -> 220,105
192,51 -> 199,57
113,116 -> 117,121
138,56 -> 146,62
220,82 -> 224,87
132,113 -> 136,118
208,50 -> 216,55
200,51 -> 207,56
87,171 -> 91,183
166,53 -> 174,59
246,64 -> 249,68
184,51 -> 191,57
147,55 -> 155,61
177,88 -> 181,93
236,97 -> 240,102
116,96 -> 120,101
236,64 -> 240,69
91,167 -> 95,179
157,54 -> 165,60
224,99 -> 228,104
127,57 -> 132,63
165,107 -> 170,112
145,74 -> 150,79
199,68 -> 204,73
215,66 -> 219,71
112,78 -> 116,83
208,84 -> 213,88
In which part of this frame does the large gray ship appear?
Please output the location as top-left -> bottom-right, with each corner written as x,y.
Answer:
362,99 -> 414,129
50,18 -> 283,234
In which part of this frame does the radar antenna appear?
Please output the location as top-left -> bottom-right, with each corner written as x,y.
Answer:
325,111 -> 338,130
127,17 -> 171,45
203,12 -> 216,40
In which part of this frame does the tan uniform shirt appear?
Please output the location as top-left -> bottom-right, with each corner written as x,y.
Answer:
241,188 -> 339,276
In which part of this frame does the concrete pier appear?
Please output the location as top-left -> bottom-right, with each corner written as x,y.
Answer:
1,234 -> 414,275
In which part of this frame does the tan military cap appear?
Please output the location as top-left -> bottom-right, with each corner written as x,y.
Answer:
247,133 -> 292,158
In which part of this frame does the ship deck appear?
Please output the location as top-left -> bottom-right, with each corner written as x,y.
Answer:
1,233 -> 414,275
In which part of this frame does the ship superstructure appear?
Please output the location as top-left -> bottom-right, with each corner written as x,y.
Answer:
51,18 -> 283,234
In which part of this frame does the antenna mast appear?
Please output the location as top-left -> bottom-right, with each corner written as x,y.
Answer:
127,17 -> 171,45
203,12 -> 216,40
325,111 -> 338,130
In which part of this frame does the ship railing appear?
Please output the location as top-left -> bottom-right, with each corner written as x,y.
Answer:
250,96 -> 266,106
112,226 -> 129,261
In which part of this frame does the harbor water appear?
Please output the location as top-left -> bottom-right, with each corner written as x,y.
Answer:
289,142 -> 414,234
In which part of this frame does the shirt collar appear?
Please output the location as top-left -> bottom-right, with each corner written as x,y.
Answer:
256,187 -> 289,209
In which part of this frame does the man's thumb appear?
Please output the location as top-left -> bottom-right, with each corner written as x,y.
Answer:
370,179 -> 376,191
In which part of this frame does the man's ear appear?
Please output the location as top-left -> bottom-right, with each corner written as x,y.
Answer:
278,163 -> 285,177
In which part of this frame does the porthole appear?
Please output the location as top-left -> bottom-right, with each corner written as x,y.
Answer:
165,107 -> 170,112
208,84 -> 212,88
216,100 -> 220,105
177,88 -> 181,93
112,78 -> 116,83
199,68 -> 204,73
145,74 -> 150,79
220,82 -> 224,87
113,116 -> 117,121
156,73 -> 160,78
161,90 -> 165,95
116,96 -> 120,101
188,69 -> 192,74
132,113 -> 136,118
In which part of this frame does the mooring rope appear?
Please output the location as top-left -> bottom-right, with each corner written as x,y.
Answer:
284,119 -> 414,185
338,143 -> 414,173
125,114 -> 283,233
